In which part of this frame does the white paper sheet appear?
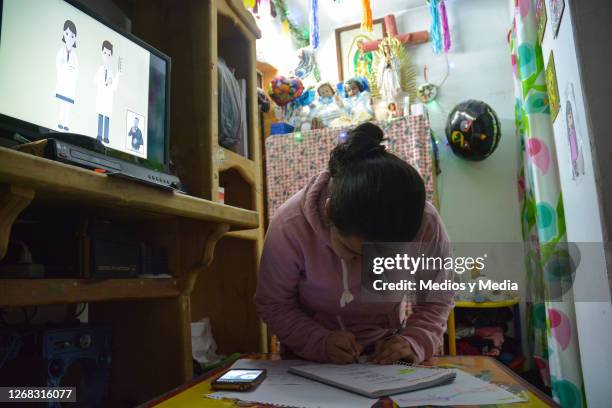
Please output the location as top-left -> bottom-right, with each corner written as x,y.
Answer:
206,359 -> 377,408
289,363 -> 455,397
391,369 -> 528,407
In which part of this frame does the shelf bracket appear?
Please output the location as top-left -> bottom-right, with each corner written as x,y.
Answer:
0,184 -> 35,261
181,222 -> 230,295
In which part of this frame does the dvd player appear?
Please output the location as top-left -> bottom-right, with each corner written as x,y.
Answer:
43,133 -> 182,191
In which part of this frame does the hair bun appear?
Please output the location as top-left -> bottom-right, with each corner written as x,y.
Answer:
329,122 -> 385,176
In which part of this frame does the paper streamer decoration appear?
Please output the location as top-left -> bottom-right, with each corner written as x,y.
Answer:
273,0 -> 310,48
361,0 -> 373,32
429,0 -> 442,54
440,0 -> 451,52
309,0 -> 319,48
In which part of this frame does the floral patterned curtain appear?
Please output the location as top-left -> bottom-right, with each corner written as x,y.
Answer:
510,1 -> 585,406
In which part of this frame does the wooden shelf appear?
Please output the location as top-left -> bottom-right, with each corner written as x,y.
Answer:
218,147 -> 256,185
0,278 -> 180,308
0,147 -> 258,228
224,228 -> 259,240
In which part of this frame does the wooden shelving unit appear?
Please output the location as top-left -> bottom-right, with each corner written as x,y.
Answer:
1,0 -> 266,404
0,144 -> 259,405
0,148 -> 257,226
217,147 -> 257,183
114,0 -> 267,344
0,278 -> 180,308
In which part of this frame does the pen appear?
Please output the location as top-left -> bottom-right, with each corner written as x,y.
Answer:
336,315 -> 359,363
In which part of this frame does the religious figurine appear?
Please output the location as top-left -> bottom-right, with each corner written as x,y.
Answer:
373,35 -> 417,104
343,77 -> 374,124
310,82 -> 349,129
376,37 -> 402,103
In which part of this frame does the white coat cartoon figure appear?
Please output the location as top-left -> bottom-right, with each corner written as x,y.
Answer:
94,40 -> 121,144
56,20 -> 78,131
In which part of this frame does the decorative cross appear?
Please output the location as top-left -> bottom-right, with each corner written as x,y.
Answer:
360,15 -> 429,52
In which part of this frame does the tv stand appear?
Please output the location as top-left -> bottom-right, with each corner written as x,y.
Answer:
0,145 -> 259,404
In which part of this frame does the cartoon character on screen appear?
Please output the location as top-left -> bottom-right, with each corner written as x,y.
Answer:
55,20 -> 79,131
128,116 -> 144,153
94,40 -> 121,144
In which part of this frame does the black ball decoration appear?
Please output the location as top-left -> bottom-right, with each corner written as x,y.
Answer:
445,100 -> 501,161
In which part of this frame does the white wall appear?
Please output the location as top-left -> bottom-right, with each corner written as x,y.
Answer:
255,12 -> 299,74
540,0 -> 612,405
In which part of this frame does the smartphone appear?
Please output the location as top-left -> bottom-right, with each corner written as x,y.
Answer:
211,368 -> 267,391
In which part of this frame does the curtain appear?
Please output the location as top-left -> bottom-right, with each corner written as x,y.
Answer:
510,1 -> 585,406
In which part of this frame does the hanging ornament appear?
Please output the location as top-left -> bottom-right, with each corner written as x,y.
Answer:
429,0 -> 442,54
244,0 -> 256,10
309,0 -> 319,49
361,0 -> 373,32
273,0 -> 310,48
417,83 -> 438,103
445,100 -> 501,161
439,0 -> 451,52
417,66 -> 439,103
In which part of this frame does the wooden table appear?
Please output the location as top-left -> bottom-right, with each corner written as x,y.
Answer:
140,354 -> 558,408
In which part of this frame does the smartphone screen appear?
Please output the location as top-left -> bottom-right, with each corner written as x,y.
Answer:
215,369 -> 265,383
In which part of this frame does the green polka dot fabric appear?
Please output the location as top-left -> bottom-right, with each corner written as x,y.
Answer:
511,0 -> 585,406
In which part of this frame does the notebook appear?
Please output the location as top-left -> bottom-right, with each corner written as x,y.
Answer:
288,362 -> 456,398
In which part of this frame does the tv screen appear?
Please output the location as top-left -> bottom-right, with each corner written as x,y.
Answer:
0,0 -> 170,171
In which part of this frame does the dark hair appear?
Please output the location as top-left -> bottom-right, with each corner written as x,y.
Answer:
345,78 -> 364,93
61,20 -> 77,48
102,40 -> 113,54
328,122 -> 426,242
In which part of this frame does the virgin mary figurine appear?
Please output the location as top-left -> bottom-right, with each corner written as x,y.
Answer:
376,37 -> 402,102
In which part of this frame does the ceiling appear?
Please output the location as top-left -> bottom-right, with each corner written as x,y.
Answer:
283,0 -> 427,32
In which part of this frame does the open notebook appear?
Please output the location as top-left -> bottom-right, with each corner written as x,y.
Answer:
288,362 -> 456,399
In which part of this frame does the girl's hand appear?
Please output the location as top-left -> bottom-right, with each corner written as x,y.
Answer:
325,331 -> 362,364
368,335 -> 415,364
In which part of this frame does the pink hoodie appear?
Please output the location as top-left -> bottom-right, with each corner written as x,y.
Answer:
255,171 -> 453,363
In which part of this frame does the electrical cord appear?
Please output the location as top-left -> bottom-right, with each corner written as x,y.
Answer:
66,303 -> 87,322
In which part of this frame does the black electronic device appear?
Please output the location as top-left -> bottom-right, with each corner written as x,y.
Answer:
0,324 -> 111,408
88,217 -> 168,278
45,135 -> 181,191
0,0 -> 180,190
211,368 -> 267,391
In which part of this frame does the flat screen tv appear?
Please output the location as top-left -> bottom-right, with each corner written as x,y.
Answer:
0,0 -> 171,173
